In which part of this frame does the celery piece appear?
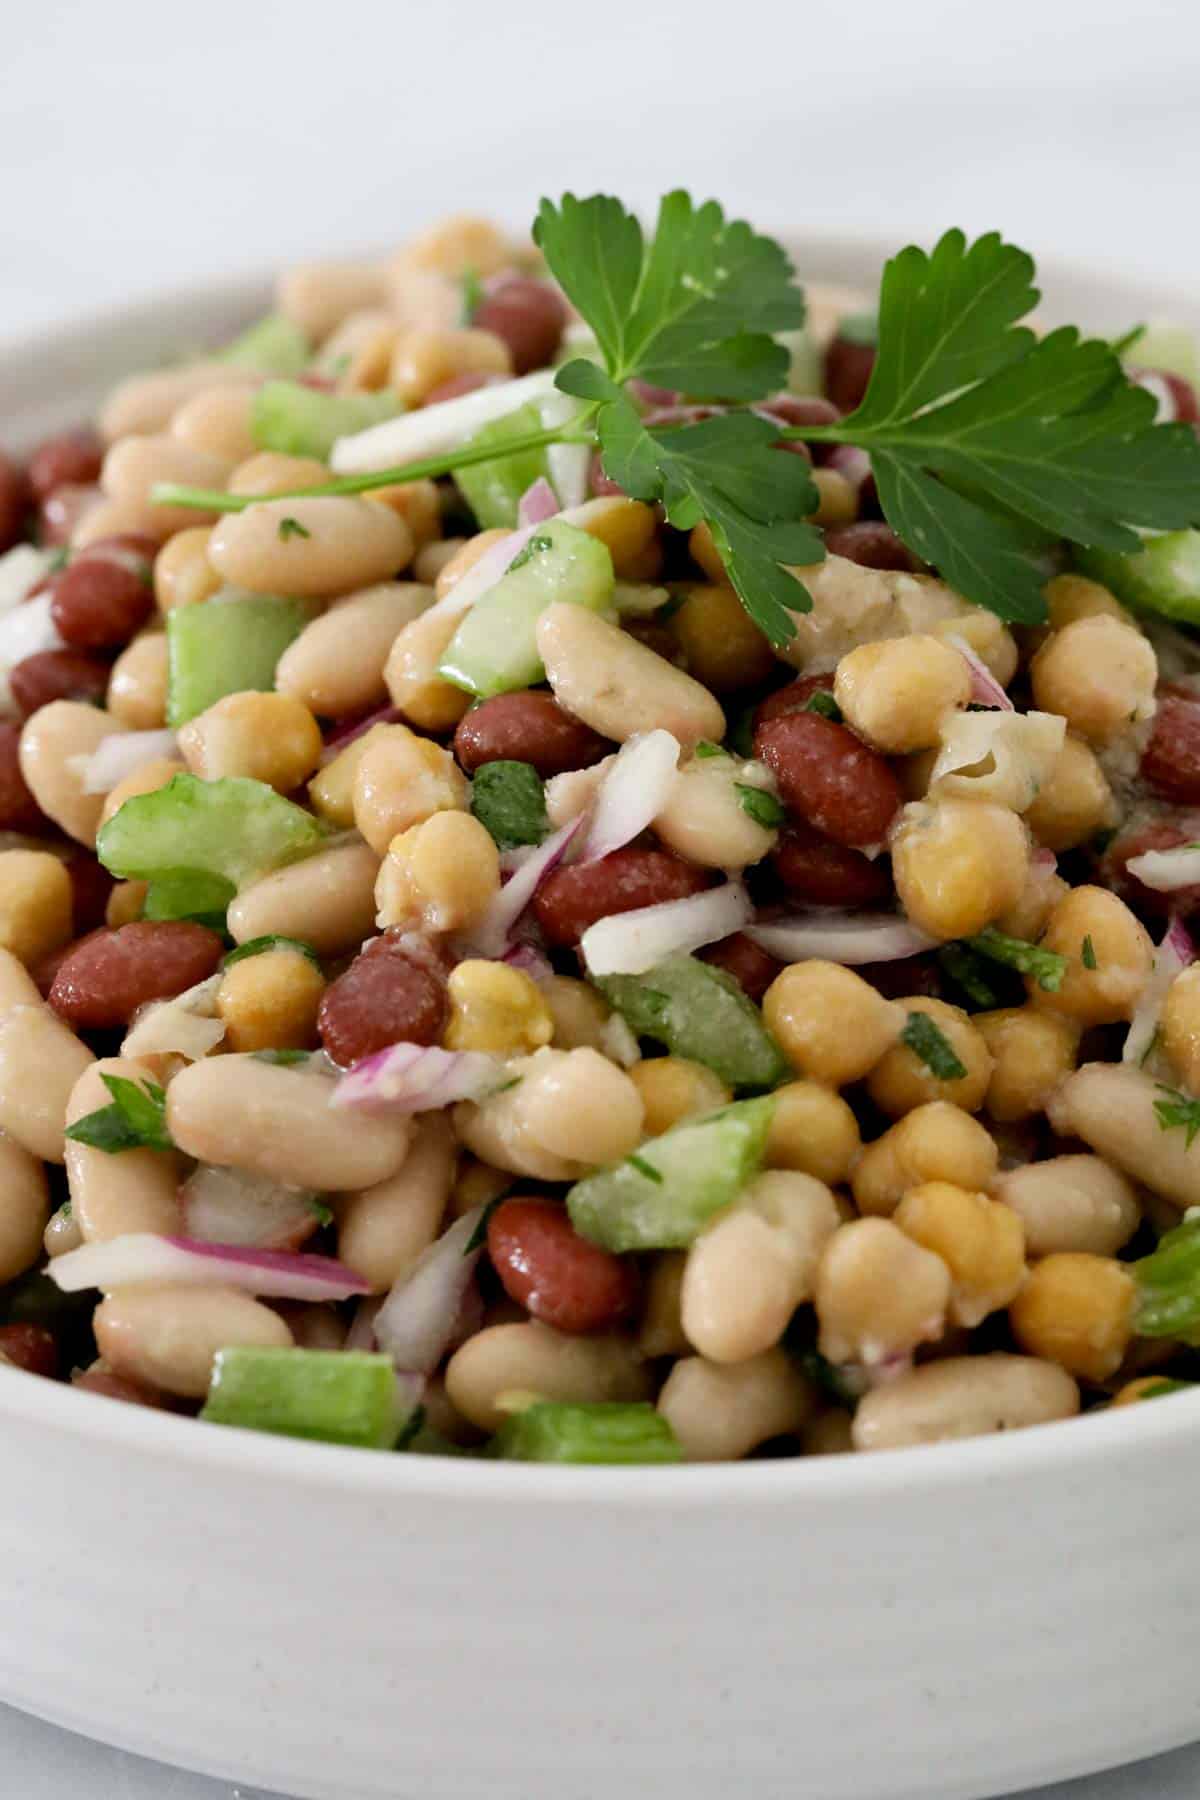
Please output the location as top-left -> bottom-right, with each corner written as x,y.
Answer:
567,1095 -> 776,1252
202,1347 -> 407,1449
218,314 -> 311,375
142,868 -> 236,929
166,590 -> 313,726
1075,533 -> 1200,625
492,1401 -> 682,1464
1133,1215 -> 1200,1339
438,520 -> 613,699
596,954 -> 789,1090
97,773 -> 325,889
251,382 -> 403,462
455,402 -> 554,529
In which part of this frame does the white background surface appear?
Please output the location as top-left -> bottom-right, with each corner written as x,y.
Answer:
3,0 -> 1200,1793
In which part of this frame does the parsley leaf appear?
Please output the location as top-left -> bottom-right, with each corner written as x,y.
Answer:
277,516 -> 310,541
1153,1086 -> 1200,1149
64,1074 -> 173,1155
803,689 -> 842,721
470,759 -> 548,853
900,1012 -> 968,1082
965,926 -> 1067,992
735,784 -> 785,828
1081,934 -> 1098,971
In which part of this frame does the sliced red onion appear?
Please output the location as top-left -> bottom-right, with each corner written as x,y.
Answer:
1124,916 -> 1196,1066
48,1233 -> 370,1302
320,704 -> 403,765
334,1042 -> 509,1113
502,941 -> 554,984
746,911 -> 940,964
121,975 -> 226,1063
345,1295 -> 383,1352
0,544 -> 56,614
330,368 -> 560,473
74,728 -> 177,795
373,1207 -> 485,1375
581,880 -> 753,977
945,633 -> 1013,711
581,729 -> 681,862
180,1166 -> 323,1252
466,812 -> 585,957
1032,846 -> 1059,874
517,476 -> 559,527
1126,843 -> 1200,892
432,519 -> 539,624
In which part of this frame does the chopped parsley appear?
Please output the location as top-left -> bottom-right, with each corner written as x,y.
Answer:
626,1153 -> 665,1183
1153,1086 -> 1200,1149
224,934 -> 321,969
965,926 -> 1068,992
1081,934 -> 1098,970
693,739 -> 727,759
803,689 -> 842,721
277,516 -> 311,541
505,532 -> 553,573
937,943 -> 999,1010
735,784 -> 786,828
470,759 -> 548,852
64,1074 -> 173,1155
901,1011 -> 968,1082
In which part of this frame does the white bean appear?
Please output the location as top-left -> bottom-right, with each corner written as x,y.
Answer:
19,702 -> 120,845
454,1047 -> 643,1179
653,756 -> 778,869
1047,1061 -> 1200,1210
0,1004 -> 94,1163
444,1321 -> 650,1433
170,385 -> 258,463
209,498 -> 413,598
275,582 -> 433,717
65,1057 -> 182,1240
337,1115 -> 456,1291
993,1154 -> 1141,1256
0,1131 -> 49,1284
852,1354 -> 1080,1451
536,604 -> 725,749
99,363 -> 258,443
94,1284 -> 293,1398
276,261 -> 390,343
227,841 -> 379,955
657,1350 -> 813,1461
100,435 -> 234,537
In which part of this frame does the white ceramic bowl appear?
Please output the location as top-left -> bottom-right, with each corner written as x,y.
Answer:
2,238 -> 1199,1800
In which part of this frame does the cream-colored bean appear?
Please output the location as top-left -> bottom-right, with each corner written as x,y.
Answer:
209,497 -> 413,598
0,850 -> 73,966
1032,886 -> 1154,1026
227,841 -> 379,955
276,260 -> 389,343
638,1252 -> 690,1358
802,1410 -> 856,1456
413,537 -> 466,587
100,756 -> 184,829
107,634 -> 169,729
19,702 -> 118,845
69,497 -> 151,550
275,582 -> 432,717
445,1322 -> 650,1434
99,363 -> 258,442
100,434 -> 233,538
1030,615 -> 1157,746
44,1203 -> 83,1259
0,948 -> 40,1012
682,1171 -> 840,1363
652,755 -> 777,870
852,1354 -> 1080,1451
456,1047 -> 643,1178
65,1057 -> 182,1240
228,452 -> 331,497
319,309 -> 401,391
815,1217 -> 951,1365
389,327 -> 512,407
383,602 -> 473,732
993,1154 -> 1140,1257
1047,1061 -> 1200,1210
0,1131 -> 49,1284
657,1350 -> 813,1461
541,974 -> 614,1054
337,1115 -> 456,1292
170,384 -> 258,463
168,1055 -> 411,1191
94,1284 -> 293,1399
399,214 -> 513,279
0,1004 -> 93,1163
536,603 -> 725,749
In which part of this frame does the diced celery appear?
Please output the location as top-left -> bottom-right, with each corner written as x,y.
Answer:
455,402 -> 554,529
251,382 -> 403,461
97,773 -> 325,889
218,314 -> 311,375
166,590 -> 313,726
491,1401 -> 682,1464
596,954 -> 789,1090
1133,1215 -> 1200,1340
1121,322 -> 1198,385
438,520 -> 613,699
202,1347 -> 407,1449
567,1095 -> 776,1252
1075,533 -> 1200,625
142,868 -> 236,928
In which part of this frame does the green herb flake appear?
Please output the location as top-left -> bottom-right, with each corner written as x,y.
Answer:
1081,934 -> 1098,970
252,1048 -> 312,1067
469,759 -> 548,853
464,1196 -> 505,1254
965,926 -> 1068,992
395,1403 -> 428,1451
505,533 -> 553,574
693,739 -> 726,759
735,783 -> 786,828
626,1153 -> 665,1184
277,516 -> 310,541
223,934 -> 321,970
1135,1377 -> 1192,1400
1153,1086 -> 1200,1149
309,1199 -> 334,1227
64,1074 -> 173,1155
937,944 -> 999,1010
803,689 -> 842,721
901,1011 -> 968,1082
459,269 -> 485,325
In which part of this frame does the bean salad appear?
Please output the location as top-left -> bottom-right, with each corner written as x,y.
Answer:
0,194 -> 1200,1463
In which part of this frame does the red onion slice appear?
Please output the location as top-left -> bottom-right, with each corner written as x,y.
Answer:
1124,915 -> 1196,1066
180,1166 -> 323,1251
581,729 -> 681,863
466,812 -> 585,957
945,633 -> 1013,711
746,911 -> 940,965
75,728 -> 178,795
517,476 -> 559,527
501,941 -> 554,984
1126,843 -> 1200,892
373,1207 -> 485,1375
581,880 -> 753,977
48,1234 -> 370,1302
334,1043 -> 508,1113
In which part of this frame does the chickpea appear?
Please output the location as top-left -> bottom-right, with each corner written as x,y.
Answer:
894,1181 -> 1026,1327
807,467 -> 858,528
107,634 -> 169,730
815,1217 -> 951,1366
443,961 -> 553,1056
974,1007 -> 1079,1122
764,1080 -> 861,1186
890,798 -> 1030,940
351,724 -> 468,855
630,1057 -> 731,1136
852,1101 -> 999,1218
763,962 -> 902,1087
384,608 -> 474,733
561,498 -> 661,581
668,585 -> 775,693
1045,573 -> 1130,631
276,260 -> 389,343
307,724 -> 389,828
318,309 -> 400,392
0,851 -> 73,967
1024,735 -> 1115,852
215,947 -> 325,1053
1009,1252 -> 1135,1383
177,691 -> 323,791
1162,965 -> 1200,1093
400,214 -> 512,279
996,861 -> 1069,944
1032,886 -> 1153,1026
834,635 -> 970,754
457,1047 -> 643,1178
868,997 -> 993,1118
106,881 -> 148,928
389,328 -> 512,407
541,975 -> 613,1053
1030,615 -> 1157,746
375,814 -> 501,935
99,757 -> 186,828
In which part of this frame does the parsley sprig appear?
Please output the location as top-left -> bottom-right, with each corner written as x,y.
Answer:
64,1073 -> 173,1155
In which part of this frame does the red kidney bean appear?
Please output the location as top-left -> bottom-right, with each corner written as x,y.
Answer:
1129,366 -> 1200,425
48,921 -> 225,1029
589,449 -> 625,499
422,371 -> 508,408
824,333 -> 876,412
698,932 -> 782,1004
77,533 -> 159,564
857,954 -> 943,1002
72,1368 -> 169,1408
823,521 -> 920,571
753,673 -> 837,733
9,647 -> 111,718
27,429 -> 104,503
39,482 -> 101,546
0,453 -> 29,554
1141,693 -> 1200,804
0,721 -> 46,831
65,850 -> 115,934
1103,817 -> 1200,917
0,1324 -> 57,1379
533,847 -> 712,949
455,691 -> 611,777
473,277 -> 567,375
318,934 -> 448,1067
50,552 -> 154,650
772,820 -> 892,908
34,935 -> 84,1001
486,1197 -> 638,1333
754,712 -> 901,848
758,394 -> 841,431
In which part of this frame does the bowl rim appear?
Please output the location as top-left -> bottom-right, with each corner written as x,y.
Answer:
4,232 -> 1198,1509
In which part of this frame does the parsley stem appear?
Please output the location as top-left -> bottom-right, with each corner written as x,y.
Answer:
150,423 -> 597,515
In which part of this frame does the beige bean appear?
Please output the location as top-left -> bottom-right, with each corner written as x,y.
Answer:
19,702 -> 118,845
44,1204 -> 83,1259
444,1321 -> 650,1434
0,1005 -> 93,1163
383,602 -> 473,732
536,604 -> 725,749
815,1217 -> 951,1365
638,1252 -> 690,1358
337,1115 -> 456,1292
993,1154 -> 1141,1256
802,1410 -> 856,1456
1047,1061 -> 1200,1210
69,497 -> 151,550
227,840 -> 379,955
852,1353 -> 1080,1451
209,497 -> 413,598
275,582 -> 433,717
455,1047 -> 642,1179
170,384 -> 258,463
65,1057 -> 182,1239
652,755 -> 778,870
657,1350 -> 813,1461
95,1284 -> 293,1399
0,850 -> 73,966
99,363 -> 258,443
279,1303 -> 348,1351
107,633 -> 169,730
0,948 -> 40,1012
319,309 -> 402,391
276,260 -> 390,343
100,435 -> 234,537
167,1054 -> 411,1190
0,1131 -> 50,1284
228,452 -> 331,497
